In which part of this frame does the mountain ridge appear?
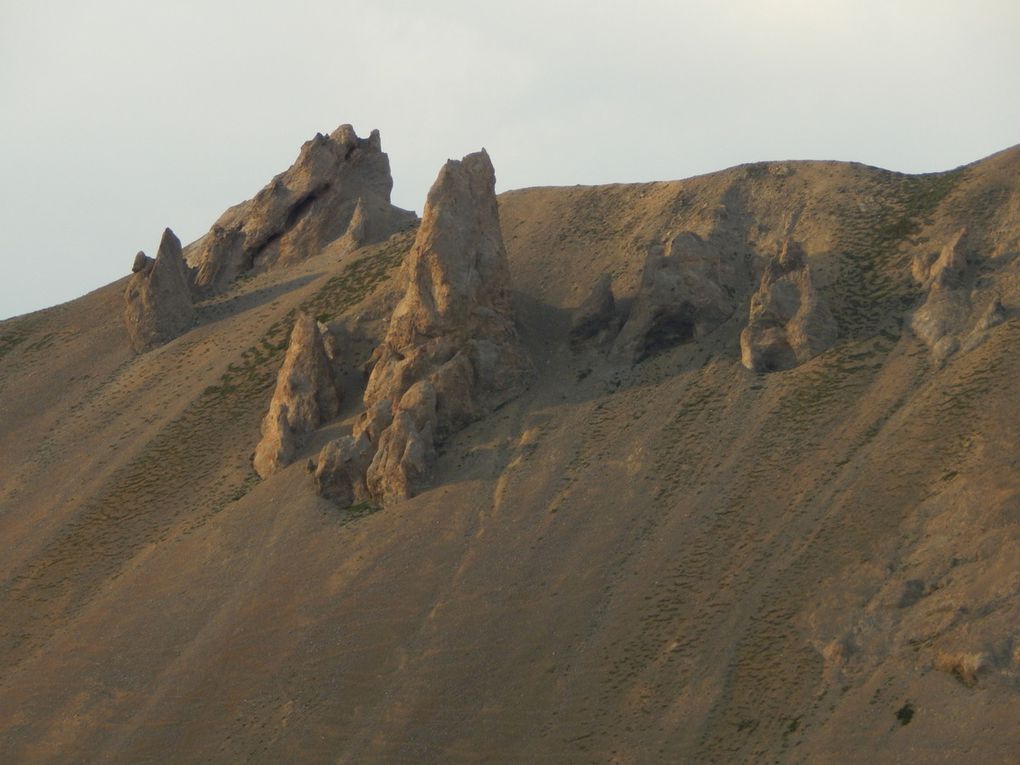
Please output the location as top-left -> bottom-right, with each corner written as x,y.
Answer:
1,133 -> 1018,763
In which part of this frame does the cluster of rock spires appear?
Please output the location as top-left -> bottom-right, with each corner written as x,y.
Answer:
569,233 -> 836,373
123,121 -> 1011,510
252,312 -> 341,479
253,150 -> 532,507
122,125 -> 414,353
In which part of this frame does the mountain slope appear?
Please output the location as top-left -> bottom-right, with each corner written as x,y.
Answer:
1,145 -> 1018,763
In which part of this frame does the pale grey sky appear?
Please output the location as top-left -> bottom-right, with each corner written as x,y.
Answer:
2,0 -> 1018,320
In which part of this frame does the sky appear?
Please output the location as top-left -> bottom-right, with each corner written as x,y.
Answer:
1,0 -> 1018,320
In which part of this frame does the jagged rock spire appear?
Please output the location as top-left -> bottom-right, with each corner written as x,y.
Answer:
123,228 -> 195,352
188,125 -> 416,292
314,150 -> 533,505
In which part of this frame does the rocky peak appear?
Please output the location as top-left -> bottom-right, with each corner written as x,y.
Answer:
253,311 -> 341,479
364,149 -> 531,422
188,125 -> 416,292
314,150 -> 532,505
122,228 -> 195,352
740,238 -> 836,372
385,150 -> 513,344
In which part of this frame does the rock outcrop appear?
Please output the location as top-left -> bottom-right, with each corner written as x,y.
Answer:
613,233 -> 741,363
740,238 -> 836,372
314,149 -> 532,505
909,228 -> 975,364
912,227 -> 968,290
253,311 -> 341,479
363,149 -> 532,435
123,228 -> 195,352
570,274 -> 618,347
187,125 -> 416,292
313,433 -> 373,507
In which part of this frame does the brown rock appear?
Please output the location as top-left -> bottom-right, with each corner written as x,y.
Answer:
188,125 -> 416,292
253,311 -> 341,478
123,228 -> 195,352
740,238 -> 837,372
396,380 -> 438,433
613,233 -> 740,363
313,433 -> 373,507
352,399 -> 394,446
318,150 -> 531,506
365,149 -> 532,422
910,289 -> 969,364
909,229 -> 977,364
131,251 -> 153,273
365,411 -> 434,503
912,227 -> 968,290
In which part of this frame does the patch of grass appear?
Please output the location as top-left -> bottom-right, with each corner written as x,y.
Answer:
830,168 -> 965,341
0,239 -> 413,660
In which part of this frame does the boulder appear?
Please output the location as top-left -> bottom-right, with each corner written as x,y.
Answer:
123,228 -> 195,352
570,273 -> 618,346
187,125 -> 417,292
740,238 -> 837,372
365,411 -> 435,503
613,233 -> 740,363
253,311 -> 341,478
910,289 -> 970,364
313,433 -> 373,507
131,251 -> 153,273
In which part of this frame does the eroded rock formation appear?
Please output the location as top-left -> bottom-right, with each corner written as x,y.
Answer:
740,238 -> 836,372
253,311 -> 341,479
910,228 -> 975,364
188,125 -> 416,292
613,232 -> 741,363
123,228 -> 195,352
364,149 -> 532,435
314,149 -> 532,505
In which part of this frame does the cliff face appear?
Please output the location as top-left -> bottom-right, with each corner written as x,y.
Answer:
1,142 -> 1020,765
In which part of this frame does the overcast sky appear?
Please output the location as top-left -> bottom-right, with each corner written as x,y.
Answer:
2,0 -> 1018,320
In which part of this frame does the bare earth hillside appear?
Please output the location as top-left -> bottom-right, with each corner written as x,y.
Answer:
1,139 -> 1019,764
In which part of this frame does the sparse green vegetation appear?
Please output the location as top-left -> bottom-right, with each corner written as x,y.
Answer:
831,168 -> 965,341
895,702 -> 915,726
